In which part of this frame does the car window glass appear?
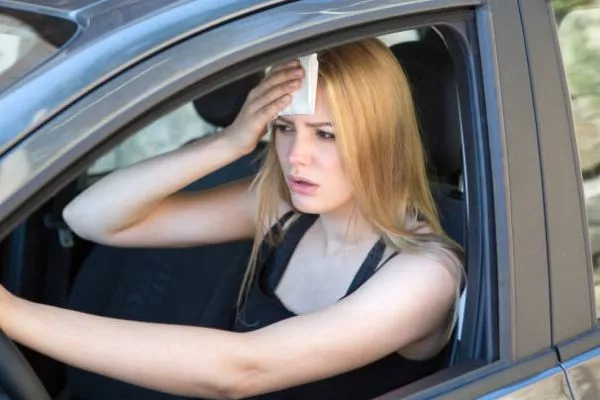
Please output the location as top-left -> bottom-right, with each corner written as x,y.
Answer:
87,102 -> 217,175
551,0 -> 600,317
0,7 -> 77,91
377,29 -> 420,46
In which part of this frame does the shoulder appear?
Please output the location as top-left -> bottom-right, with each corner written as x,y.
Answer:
399,215 -> 465,288
369,251 -> 459,304
348,252 -> 458,354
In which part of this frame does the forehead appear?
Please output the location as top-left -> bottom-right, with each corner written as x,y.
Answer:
282,86 -> 331,124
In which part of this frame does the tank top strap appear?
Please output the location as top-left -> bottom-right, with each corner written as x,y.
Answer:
254,210 -> 296,268
344,241 -> 400,297
265,213 -> 319,292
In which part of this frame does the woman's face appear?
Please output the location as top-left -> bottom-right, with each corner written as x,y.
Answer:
274,87 -> 355,214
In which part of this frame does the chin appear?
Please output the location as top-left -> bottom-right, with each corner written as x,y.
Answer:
290,195 -> 337,214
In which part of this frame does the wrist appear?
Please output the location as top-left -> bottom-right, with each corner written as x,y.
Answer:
217,126 -> 255,157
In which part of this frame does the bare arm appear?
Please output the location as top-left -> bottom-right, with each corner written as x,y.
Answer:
0,254 -> 458,399
63,60 -> 305,247
63,132 -> 257,247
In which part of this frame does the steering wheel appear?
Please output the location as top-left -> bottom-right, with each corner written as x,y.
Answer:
0,330 -> 51,400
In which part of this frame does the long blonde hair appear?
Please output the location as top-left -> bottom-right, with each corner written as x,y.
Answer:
238,38 -> 464,317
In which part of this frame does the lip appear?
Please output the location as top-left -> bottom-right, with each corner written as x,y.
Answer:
288,175 -> 319,196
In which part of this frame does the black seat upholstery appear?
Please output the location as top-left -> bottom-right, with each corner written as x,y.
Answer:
391,30 -> 466,250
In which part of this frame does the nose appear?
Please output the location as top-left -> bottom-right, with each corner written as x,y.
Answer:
288,132 -> 314,166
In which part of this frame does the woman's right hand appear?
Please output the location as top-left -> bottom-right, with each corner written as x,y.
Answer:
225,60 -> 305,154
0,284 -> 15,332
63,60 -> 305,247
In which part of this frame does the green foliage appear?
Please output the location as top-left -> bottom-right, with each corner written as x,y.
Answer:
552,0 -> 594,23
556,1 -> 600,109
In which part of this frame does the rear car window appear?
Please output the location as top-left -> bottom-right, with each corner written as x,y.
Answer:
0,7 -> 77,92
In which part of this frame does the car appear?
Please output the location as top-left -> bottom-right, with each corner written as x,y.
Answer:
0,0 -> 599,399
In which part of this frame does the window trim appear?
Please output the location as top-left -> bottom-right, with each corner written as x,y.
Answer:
476,0 -> 553,361
519,0 -> 597,348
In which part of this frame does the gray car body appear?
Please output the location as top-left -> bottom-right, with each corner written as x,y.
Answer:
0,0 -> 599,398
0,0 -> 293,154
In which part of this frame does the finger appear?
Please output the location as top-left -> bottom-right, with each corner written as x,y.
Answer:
256,94 -> 292,125
246,60 -> 299,102
248,78 -> 302,114
248,65 -> 304,102
247,66 -> 300,102
268,59 -> 300,75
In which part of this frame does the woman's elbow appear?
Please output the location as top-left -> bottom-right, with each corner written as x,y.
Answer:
63,203 -> 82,234
62,203 -> 101,242
202,361 -> 264,400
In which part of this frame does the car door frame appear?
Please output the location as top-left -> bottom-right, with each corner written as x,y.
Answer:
518,0 -> 600,397
0,0 -> 569,398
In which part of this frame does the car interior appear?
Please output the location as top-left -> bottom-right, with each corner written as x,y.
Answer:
0,26 -> 476,399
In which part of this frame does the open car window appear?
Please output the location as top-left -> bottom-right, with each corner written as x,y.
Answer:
87,30 -> 422,176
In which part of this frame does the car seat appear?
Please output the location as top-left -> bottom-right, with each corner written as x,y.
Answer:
63,73 -> 265,400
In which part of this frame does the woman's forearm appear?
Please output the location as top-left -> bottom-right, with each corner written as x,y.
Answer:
3,296 -> 253,399
63,130 -> 247,242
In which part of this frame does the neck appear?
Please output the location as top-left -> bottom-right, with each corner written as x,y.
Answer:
317,202 -> 378,255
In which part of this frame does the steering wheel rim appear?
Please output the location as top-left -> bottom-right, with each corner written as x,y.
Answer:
0,330 -> 51,400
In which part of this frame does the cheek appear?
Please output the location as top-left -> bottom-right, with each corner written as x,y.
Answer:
274,135 -> 291,164
320,146 -> 353,194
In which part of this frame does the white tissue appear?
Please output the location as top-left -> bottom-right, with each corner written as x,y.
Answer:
278,54 -> 319,116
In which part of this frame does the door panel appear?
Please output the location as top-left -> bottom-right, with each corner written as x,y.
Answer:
482,367 -> 572,399
564,348 -> 600,399
512,0 -> 600,396
517,0 -> 595,343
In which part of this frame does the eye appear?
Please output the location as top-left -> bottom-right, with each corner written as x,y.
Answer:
316,130 -> 336,141
273,123 -> 295,134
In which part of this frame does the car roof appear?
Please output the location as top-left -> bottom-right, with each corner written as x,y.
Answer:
5,0 -> 112,14
0,0 -> 288,155
3,0 -> 178,26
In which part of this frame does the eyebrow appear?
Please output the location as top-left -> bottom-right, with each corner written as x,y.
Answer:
275,116 -> 333,128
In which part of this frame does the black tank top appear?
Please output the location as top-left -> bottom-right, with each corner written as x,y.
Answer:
233,212 -> 450,400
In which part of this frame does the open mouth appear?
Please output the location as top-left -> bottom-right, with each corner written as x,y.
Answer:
289,176 -> 319,195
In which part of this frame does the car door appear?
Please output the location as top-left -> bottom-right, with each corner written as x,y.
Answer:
0,0 -> 574,398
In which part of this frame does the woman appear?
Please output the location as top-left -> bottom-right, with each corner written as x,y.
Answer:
0,38 -> 463,399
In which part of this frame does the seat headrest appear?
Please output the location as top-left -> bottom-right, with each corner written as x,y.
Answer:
192,72 -> 265,127
391,32 -> 462,182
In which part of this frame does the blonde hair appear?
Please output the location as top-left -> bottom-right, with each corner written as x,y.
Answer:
238,38 -> 465,328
